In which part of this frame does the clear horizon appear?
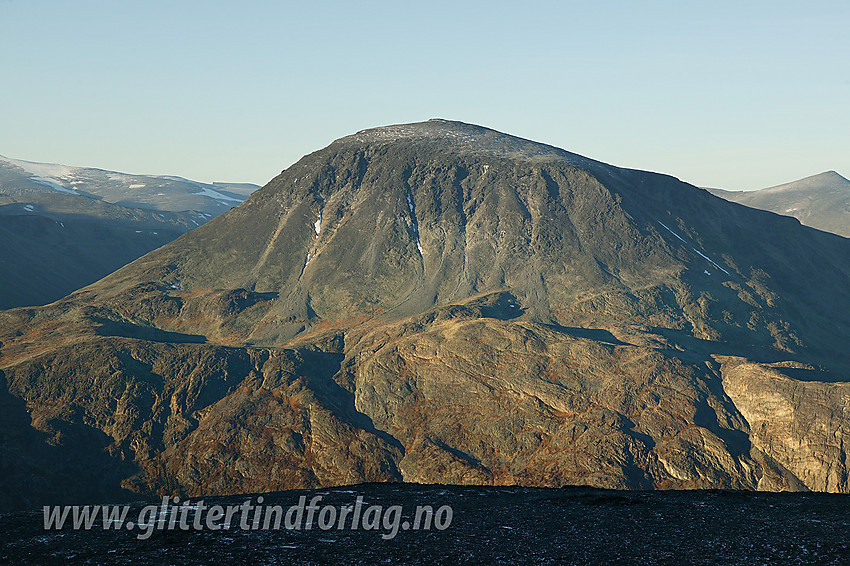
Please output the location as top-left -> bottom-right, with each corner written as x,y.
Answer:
1,1 -> 847,191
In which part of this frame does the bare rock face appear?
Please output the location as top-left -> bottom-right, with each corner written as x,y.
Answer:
3,120 -> 850,509
720,357 -> 850,492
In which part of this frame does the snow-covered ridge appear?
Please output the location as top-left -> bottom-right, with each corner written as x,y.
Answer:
1,154 -> 255,216
1,156 -> 77,179
1,156 -> 81,194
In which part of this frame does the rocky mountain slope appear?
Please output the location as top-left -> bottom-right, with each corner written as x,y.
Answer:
709,171 -> 850,238
0,157 -> 259,309
2,120 -> 850,509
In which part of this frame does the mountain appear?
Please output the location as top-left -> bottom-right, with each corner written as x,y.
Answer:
708,171 -> 850,238
3,119 -> 850,510
0,157 -> 259,309
0,156 -> 257,214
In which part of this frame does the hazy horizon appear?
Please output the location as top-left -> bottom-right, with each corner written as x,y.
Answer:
1,128 -> 847,194
1,1 -> 847,191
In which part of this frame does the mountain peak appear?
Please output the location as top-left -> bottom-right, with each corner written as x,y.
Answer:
811,170 -> 849,184
709,169 -> 850,237
7,121 -> 850,504
761,170 -> 850,196
336,119 -> 605,171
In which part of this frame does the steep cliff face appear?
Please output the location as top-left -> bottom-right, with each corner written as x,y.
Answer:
2,120 -> 850,508
720,358 -> 850,492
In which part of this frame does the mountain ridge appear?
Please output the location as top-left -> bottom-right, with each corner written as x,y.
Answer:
708,170 -> 850,238
3,120 -> 850,508
0,155 -> 259,309
0,154 -> 258,214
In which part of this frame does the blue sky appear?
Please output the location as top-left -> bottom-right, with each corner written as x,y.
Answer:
1,0 -> 847,189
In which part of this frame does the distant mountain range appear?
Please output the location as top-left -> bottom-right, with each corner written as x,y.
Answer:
4,120 -> 850,509
708,171 -> 850,238
0,156 -> 259,309
0,155 -> 256,214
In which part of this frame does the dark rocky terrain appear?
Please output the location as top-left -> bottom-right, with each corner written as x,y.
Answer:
4,484 -> 847,565
3,120 -> 850,510
0,157 -> 258,308
709,171 -> 850,238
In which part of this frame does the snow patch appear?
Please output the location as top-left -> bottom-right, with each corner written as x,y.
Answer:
2,157 -> 76,179
658,220 -> 730,276
314,211 -> 322,235
31,177 -> 79,194
657,221 -> 687,244
406,192 -> 424,257
128,184 -> 146,189
190,187 -> 243,203
135,230 -> 143,233
23,204 -> 34,212
692,247 -> 730,275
